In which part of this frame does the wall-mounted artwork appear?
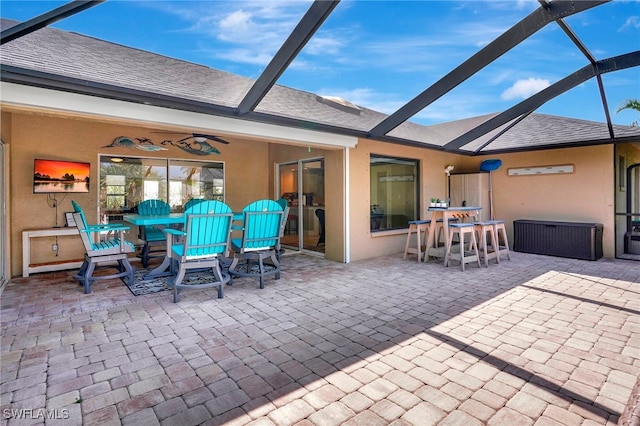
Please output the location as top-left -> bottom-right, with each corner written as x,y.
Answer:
162,138 -> 221,155
152,132 -> 230,156
507,164 -> 574,176
33,159 -> 90,193
103,133 -> 230,156
103,136 -> 168,152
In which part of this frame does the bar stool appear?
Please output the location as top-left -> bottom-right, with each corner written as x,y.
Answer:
434,219 -> 449,247
404,220 -> 431,262
473,221 -> 498,267
445,223 -> 480,271
487,220 -> 511,261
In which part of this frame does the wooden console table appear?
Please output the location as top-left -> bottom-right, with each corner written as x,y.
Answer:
22,228 -> 82,277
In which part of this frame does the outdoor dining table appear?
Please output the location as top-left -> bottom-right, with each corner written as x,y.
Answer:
424,206 -> 482,264
123,212 -> 243,278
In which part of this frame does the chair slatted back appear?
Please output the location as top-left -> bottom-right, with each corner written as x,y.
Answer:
184,198 -> 206,211
136,199 -> 170,241
137,199 -> 170,215
71,200 -> 89,231
241,200 -> 283,252
181,200 -> 233,259
73,211 -> 96,252
275,198 -> 289,238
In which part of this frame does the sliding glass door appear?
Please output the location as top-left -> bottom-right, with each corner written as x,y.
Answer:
277,158 -> 325,254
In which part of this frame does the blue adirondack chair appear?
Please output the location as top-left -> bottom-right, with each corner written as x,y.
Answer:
71,200 -> 136,294
228,199 -> 284,289
184,198 -> 206,211
164,200 -> 233,303
136,199 -> 171,267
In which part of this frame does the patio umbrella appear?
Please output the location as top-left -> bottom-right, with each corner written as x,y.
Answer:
480,159 -> 502,220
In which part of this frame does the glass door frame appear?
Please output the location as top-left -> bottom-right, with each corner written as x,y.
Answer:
276,157 -> 325,255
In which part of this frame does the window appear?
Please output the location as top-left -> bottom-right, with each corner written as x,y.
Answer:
99,156 -> 224,216
370,155 -> 419,231
105,175 -> 126,209
168,159 -> 224,208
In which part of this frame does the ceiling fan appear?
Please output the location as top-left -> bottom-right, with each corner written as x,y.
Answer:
150,131 -> 230,145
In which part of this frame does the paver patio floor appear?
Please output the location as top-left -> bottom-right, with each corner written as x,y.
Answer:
1,252 -> 639,425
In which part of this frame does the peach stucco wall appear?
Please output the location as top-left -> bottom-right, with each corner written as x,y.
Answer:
348,140 -> 617,262
348,139 -> 460,262
489,145 -> 615,257
4,111 -> 271,277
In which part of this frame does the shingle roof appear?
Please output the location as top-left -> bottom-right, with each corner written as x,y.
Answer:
1,18 -> 638,154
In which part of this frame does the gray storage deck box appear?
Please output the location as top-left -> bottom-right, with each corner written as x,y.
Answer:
514,219 -> 603,261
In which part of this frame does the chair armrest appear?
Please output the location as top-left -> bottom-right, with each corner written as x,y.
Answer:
86,223 -> 130,232
164,229 -> 185,236
164,228 -> 185,246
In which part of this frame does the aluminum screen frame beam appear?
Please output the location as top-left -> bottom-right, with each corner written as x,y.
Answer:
444,51 -> 640,152
0,1 -> 104,45
552,14 -> 615,138
236,0 -> 339,116
368,0 -> 609,138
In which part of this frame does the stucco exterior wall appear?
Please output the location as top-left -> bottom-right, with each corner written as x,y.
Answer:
348,139 -> 460,262
5,111 -> 271,277
348,140 -> 618,261
489,145 -> 616,258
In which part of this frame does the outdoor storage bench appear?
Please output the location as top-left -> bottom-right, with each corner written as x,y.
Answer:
513,219 -> 603,261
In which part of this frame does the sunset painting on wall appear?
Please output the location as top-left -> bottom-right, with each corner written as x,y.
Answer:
33,159 -> 91,193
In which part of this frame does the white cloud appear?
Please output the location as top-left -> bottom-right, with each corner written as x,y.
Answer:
150,1 -> 313,65
501,78 -> 551,100
217,10 -> 254,40
305,35 -> 344,56
215,48 -> 275,67
619,16 -> 640,31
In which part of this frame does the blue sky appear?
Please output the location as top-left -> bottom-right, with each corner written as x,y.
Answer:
2,0 -> 639,126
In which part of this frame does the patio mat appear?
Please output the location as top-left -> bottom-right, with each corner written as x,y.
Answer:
124,268 -> 221,296
124,260 -> 278,296
230,262 -> 278,275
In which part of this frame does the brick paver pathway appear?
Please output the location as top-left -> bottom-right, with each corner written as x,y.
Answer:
1,252 -> 639,425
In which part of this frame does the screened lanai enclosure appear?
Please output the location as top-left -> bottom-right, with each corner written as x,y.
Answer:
1,0 -> 639,267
